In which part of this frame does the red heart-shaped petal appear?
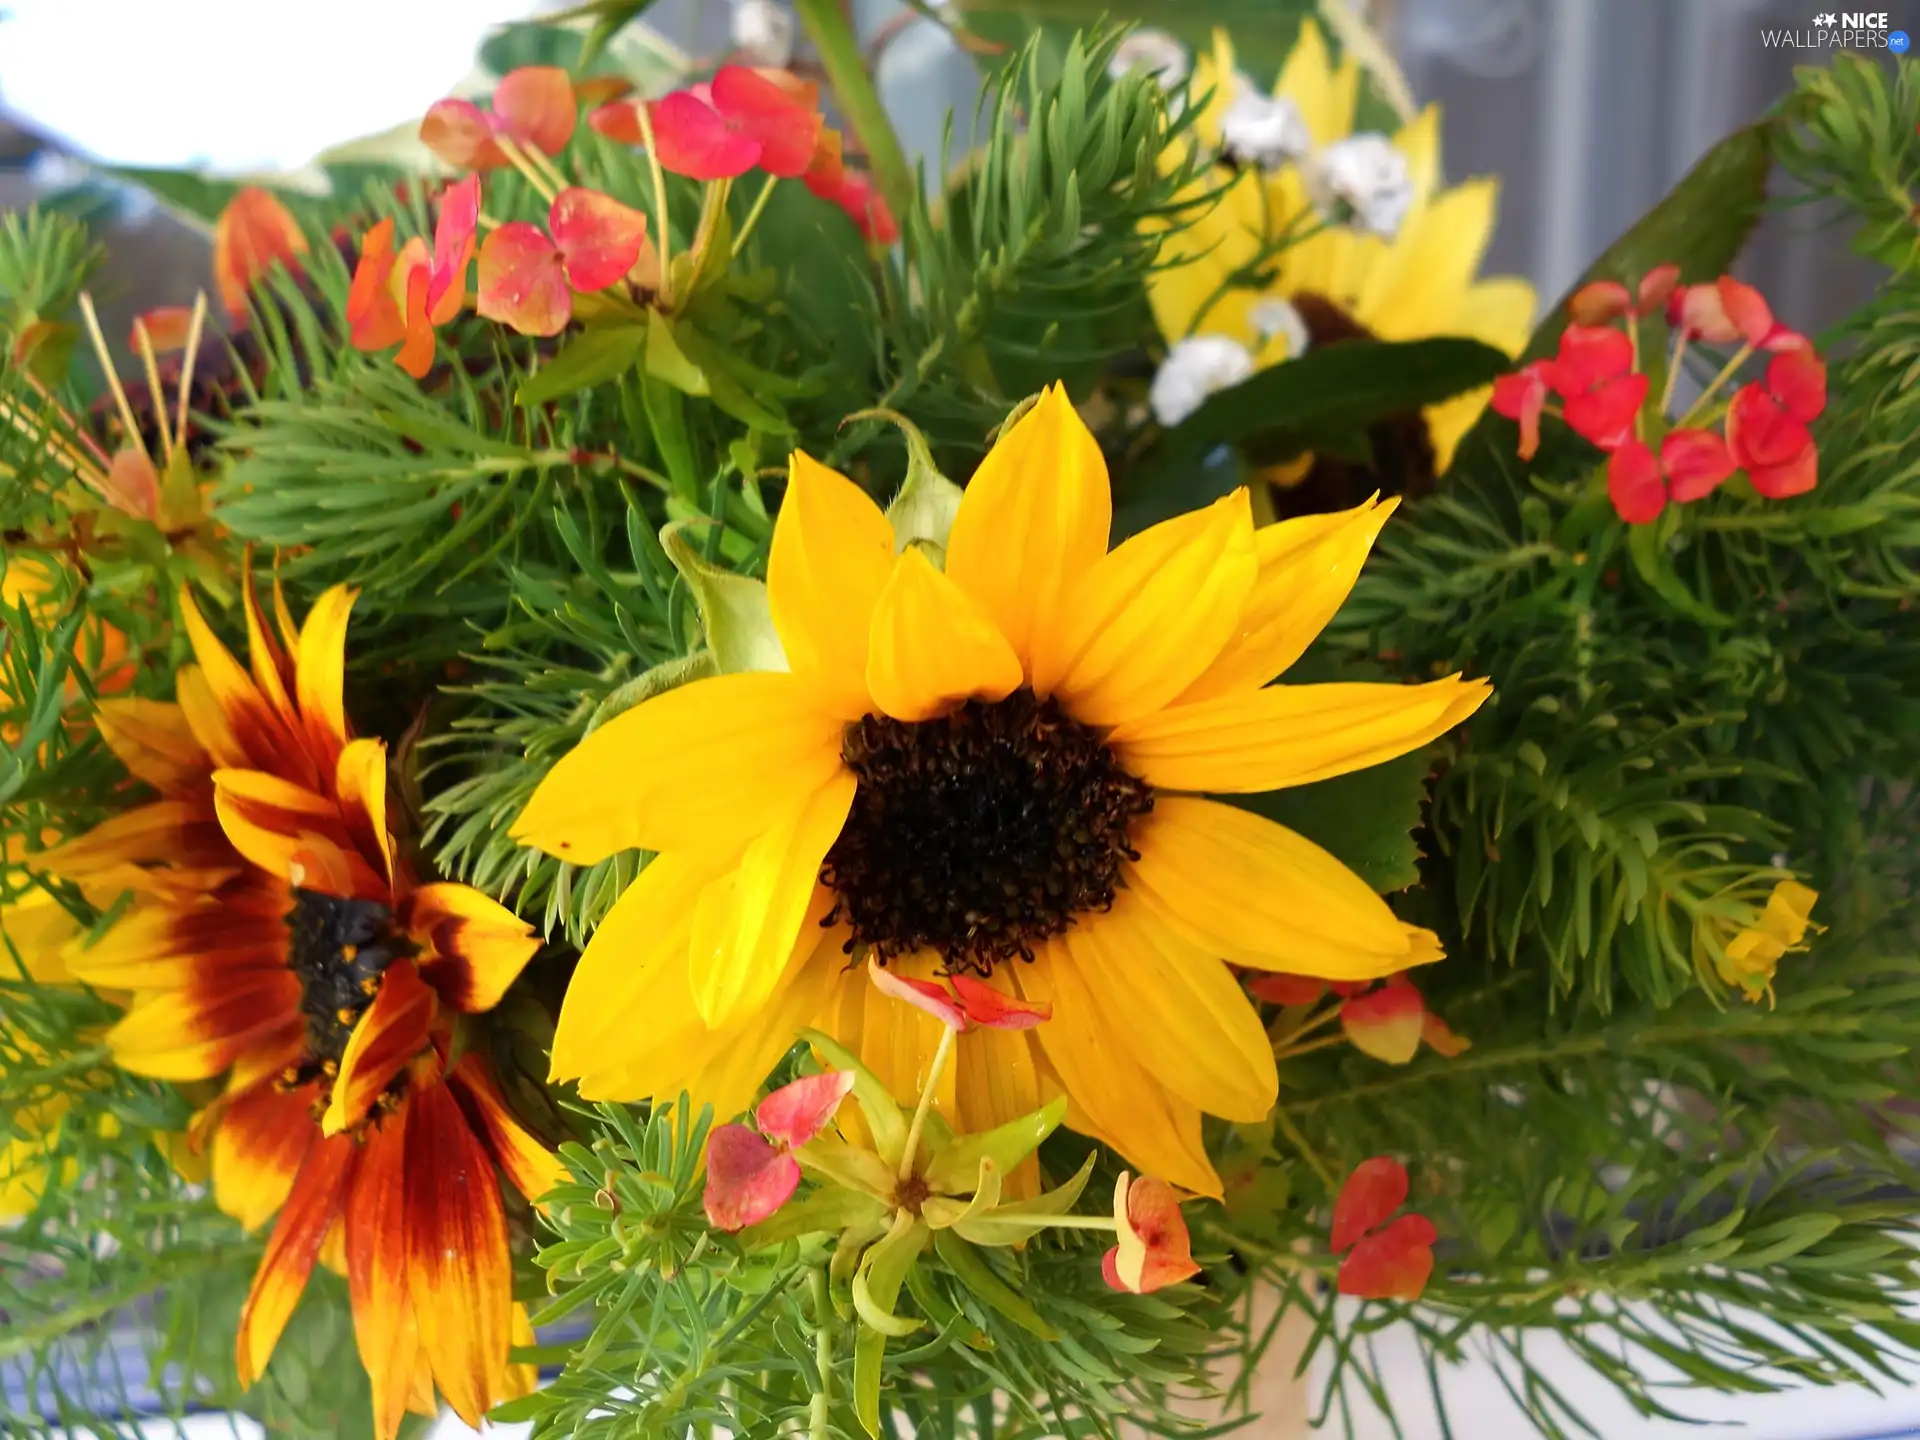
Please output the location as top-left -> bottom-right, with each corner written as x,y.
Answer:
494,66 -> 577,155
1662,427 -> 1735,504
420,98 -> 506,171
950,972 -> 1051,1030
710,65 -> 821,178
1246,973 -> 1329,1007
476,222 -> 572,338
549,187 -> 649,293
703,1123 -> 801,1232
426,174 -> 480,324
754,1070 -> 855,1150
1606,438 -> 1666,524
1337,1213 -> 1437,1300
867,958 -> 968,1030
1331,1156 -> 1408,1253
648,91 -> 762,179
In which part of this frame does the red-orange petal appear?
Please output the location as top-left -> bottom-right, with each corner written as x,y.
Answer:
1337,1213 -> 1436,1300
323,960 -> 436,1136
395,263 -> 436,379
420,98 -> 506,171
754,1069 -> 855,1150
1109,1174 -> 1199,1293
476,223 -> 572,338
1566,280 -> 1630,326
493,66 -> 577,155
213,187 -> 309,321
588,99 -> 644,145
866,957 -> 967,1030
130,305 -> 194,355
648,91 -> 761,179
213,1081 -> 319,1233
549,187 -> 648,293
1420,1011 -> 1471,1059
1766,347 -> 1826,423
1330,1155 -> 1408,1253
1339,979 -> 1426,1065
236,1133 -> 358,1385
1717,275 -> 1775,348
703,1123 -> 801,1231
1246,973 -> 1329,1007
427,174 -> 481,325
347,1107 -> 419,1440
949,972 -> 1052,1031
710,65 -> 820,178
447,1052 -> 563,1208
403,881 -> 540,1014
403,1079 -> 513,1427
348,220 -> 407,351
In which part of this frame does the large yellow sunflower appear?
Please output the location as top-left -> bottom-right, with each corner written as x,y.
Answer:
516,386 -> 1489,1195
43,574 -> 552,1440
1147,22 -> 1535,490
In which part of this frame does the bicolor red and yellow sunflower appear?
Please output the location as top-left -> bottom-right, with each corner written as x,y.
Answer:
43,574 -> 550,1440
515,386 -> 1490,1196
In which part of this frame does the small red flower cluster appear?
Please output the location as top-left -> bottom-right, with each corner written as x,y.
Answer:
703,1070 -> 856,1231
1490,268 -> 1827,525
591,66 -> 898,244
1332,1157 -> 1436,1300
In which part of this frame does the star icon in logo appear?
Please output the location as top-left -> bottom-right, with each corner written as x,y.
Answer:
1813,10 -> 1837,23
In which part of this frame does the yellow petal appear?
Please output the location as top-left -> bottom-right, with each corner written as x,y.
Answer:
1276,18 -> 1356,150
1128,796 -> 1439,979
1177,496 -> 1399,703
770,452 -> 895,721
690,774 -> 851,1029
1064,894 -> 1276,1122
1017,941 -> 1221,1196
944,385 -> 1111,674
1034,490 -> 1257,727
549,849 -> 728,1078
107,971 -> 303,1080
177,664 -> 248,771
95,699 -> 208,794
212,767 -> 339,880
681,922 -> 846,1123
1111,675 -> 1491,792
511,672 -> 845,863
866,546 -> 1023,723
294,585 -> 358,764
952,1013 -> 1043,1197
1368,181 -> 1499,341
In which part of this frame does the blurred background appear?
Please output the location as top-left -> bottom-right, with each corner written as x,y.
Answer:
1,1 -> 1905,1436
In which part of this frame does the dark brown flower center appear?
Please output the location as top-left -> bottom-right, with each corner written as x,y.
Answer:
820,689 -> 1153,974
1263,293 -> 1437,519
279,889 -> 413,1103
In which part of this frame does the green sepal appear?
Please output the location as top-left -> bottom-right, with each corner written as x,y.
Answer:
584,651 -> 717,734
644,315 -> 710,396
794,1133 -> 898,1204
155,444 -> 205,532
847,406 -> 965,561
800,1029 -> 909,1172
853,1216 -> 930,1436
660,521 -> 786,673
737,1184 -> 888,1249
931,1229 -> 1059,1341
950,1151 -> 1096,1248
922,1157 -> 1002,1231
923,1094 -> 1067,1194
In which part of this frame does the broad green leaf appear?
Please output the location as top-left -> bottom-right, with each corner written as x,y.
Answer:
516,323 -> 649,407
1234,746 -> 1433,894
923,1095 -> 1067,1195
643,316 -> 711,396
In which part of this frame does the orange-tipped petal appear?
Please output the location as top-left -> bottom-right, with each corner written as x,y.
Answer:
346,1107 -> 418,1440
130,305 -> 194,355
403,881 -> 540,1014
403,1079 -> 513,1427
101,447 -> 160,521
1566,280 -> 1630,326
710,64 -> 821,178
1337,1213 -> 1436,1300
447,1053 -> 563,1209
754,1070 -> 855,1149
867,956 -> 967,1030
348,220 -> 406,351
648,91 -> 761,179
1420,1011 -> 1471,1058
322,960 -> 436,1137
395,263 -> 436,379
476,223 -> 572,338
1105,1172 -> 1199,1293
1246,973 -> 1328,1007
949,972 -> 1052,1031
1339,979 -> 1426,1065
832,171 -> 898,244
703,1123 -> 801,1231
588,99 -> 644,145
213,187 -> 308,321
549,187 -> 648,293
426,174 -> 480,324
493,66 -> 577,155
1330,1155 -> 1407,1253
420,98 -> 507,171
237,1133 -> 357,1386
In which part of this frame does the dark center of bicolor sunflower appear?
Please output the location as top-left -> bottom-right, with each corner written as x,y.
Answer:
819,689 -> 1154,973
1261,293 -> 1438,519
278,889 -> 415,1106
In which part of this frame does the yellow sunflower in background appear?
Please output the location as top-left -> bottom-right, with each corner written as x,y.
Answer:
517,386 -> 1490,1196
1146,21 -> 1536,511
43,574 -> 551,1440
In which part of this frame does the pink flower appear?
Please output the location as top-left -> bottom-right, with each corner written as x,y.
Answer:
475,187 -> 649,337
701,1070 -> 856,1232
595,65 -> 822,181
420,66 -> 578,171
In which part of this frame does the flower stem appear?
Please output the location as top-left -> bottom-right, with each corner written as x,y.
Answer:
494,134 -> 558,205
808,1265 -> 833,1440
1659,331 -> 1689,417
793,0 -> 916,232
898,1023 -> 956,1181
731,175 -> 781,258
633,102 -> 675,306
1271,1102 -> 1337,1195
1674,342 -> 1752,430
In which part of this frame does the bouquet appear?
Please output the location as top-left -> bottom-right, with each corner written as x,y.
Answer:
2,5 -> 1918,1436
